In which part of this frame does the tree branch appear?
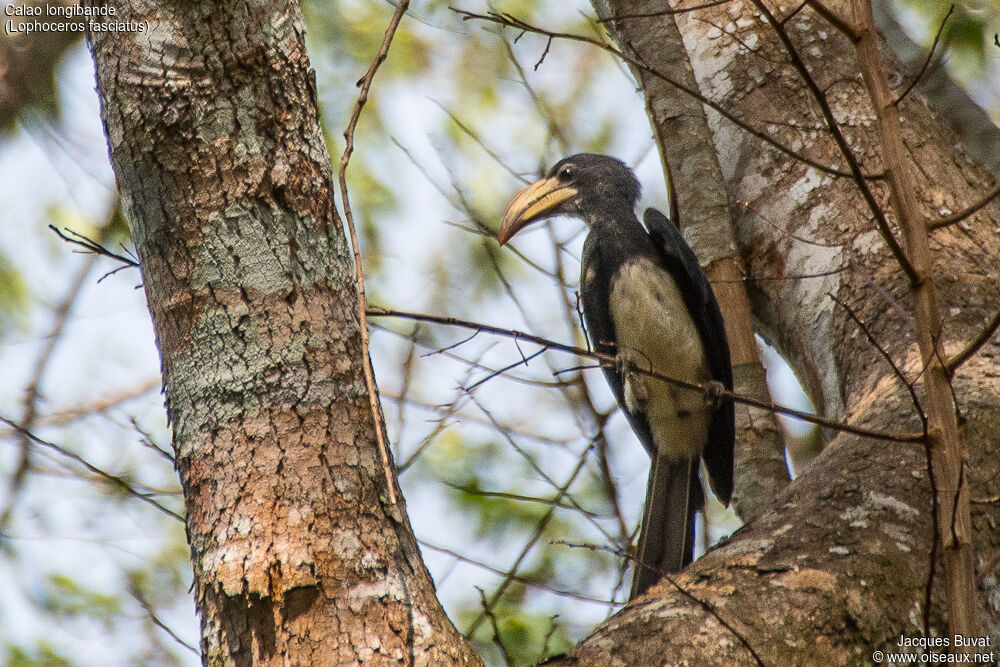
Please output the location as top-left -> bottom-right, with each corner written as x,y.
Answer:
368,307 -> 924,443
338,0 -> 410,506
0,416 -> 184,523
851,0 -> 976,642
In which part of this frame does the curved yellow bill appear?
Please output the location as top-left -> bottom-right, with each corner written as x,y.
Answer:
497,177 -> 577,245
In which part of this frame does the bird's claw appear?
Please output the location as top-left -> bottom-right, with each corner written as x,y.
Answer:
703,379 -> 725,408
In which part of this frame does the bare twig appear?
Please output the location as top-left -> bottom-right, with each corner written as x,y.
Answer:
630,571 -> 765,667
895,5 -> 954,105
420,540 -> 614,604
338,0 -> 410,506
476,586 -> 514,666
540,615 -> 560,659
48,223 -> 140,272
0,253 -> 98,533
443,481 -> 608,517
452,8 -> 875,180
845,243 -> 913,324
131,588 -> 200,655
130,416 -> 176,464
828,293 -> 926,427
465,441 -> 594,635
0,416 -> 184,523
433,101 -> 528,183
501,39 -> 571,153
554,543 -> 765,665
804,0 -> 859,40
929,183 -> 1000,230
465,348 -> 546,391
5,207 -> 126,533
946,308 -> 1000,376
368,306 -> 924,443
0,380 -> 160,438
467,396 -> 616,543
595,0 -> 734,23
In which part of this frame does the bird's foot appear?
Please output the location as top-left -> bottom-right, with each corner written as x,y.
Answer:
703,379 -> 725,407
617,354 -> 650,408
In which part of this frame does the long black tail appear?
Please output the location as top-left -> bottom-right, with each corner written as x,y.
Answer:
630,456 -> 702,599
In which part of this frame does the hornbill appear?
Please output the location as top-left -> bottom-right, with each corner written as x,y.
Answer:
497,154 -> 734,599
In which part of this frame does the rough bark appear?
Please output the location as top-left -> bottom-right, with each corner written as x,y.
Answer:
549,0 -> 1000,662
84,1 -> 480,664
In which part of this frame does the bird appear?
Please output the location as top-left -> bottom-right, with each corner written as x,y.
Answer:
497,153 -> 734,599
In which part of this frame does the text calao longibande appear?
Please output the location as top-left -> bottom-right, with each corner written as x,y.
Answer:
5,4 -> 115,17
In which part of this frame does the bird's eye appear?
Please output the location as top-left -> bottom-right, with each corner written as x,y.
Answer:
558,165 -> 575,181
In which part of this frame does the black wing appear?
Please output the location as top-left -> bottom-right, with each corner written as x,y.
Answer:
579,232 -> 659,459
643,207 -> 734,505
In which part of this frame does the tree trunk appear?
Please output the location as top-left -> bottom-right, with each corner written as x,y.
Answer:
84,1 -> 480,663
550,0 -> 1000,662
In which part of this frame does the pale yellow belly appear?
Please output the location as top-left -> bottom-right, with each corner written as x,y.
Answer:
609,259 -> 711,461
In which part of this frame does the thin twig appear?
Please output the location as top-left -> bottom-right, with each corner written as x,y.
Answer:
804,0 -> 859,40
929,183 -> 1000,230
465,441 -> 595,635
132,589 -> 200,655
846,243 -> 913,324
338,0 -> 410,506
433,101 -> 528,183
0,380 -> 160,437
467,396 -> 616,543
895,5 -> 954,105
539,615 -> 560,660
501,39 -> 571,153
130,416 -> 176,464
476,587 -> 515,666
555,541 -> 764,665
419,540 -> 615,604
595,0 -> 734,23
631,569 -> 765,666
443,481 -> 608,517
780,1 -> 808,26
945,308 -> 1000,375
465,348 -> 546,391
452,8 -> 875,180
5,209 -> 124,532
0,416 -> 185,523
48,224 -> 140,270
828,293 -> 926,427
368,306 -> 924,443
0,253 -> 98,533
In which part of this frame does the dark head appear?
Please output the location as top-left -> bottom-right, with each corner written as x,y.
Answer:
497,154 -> 641,245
